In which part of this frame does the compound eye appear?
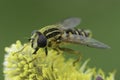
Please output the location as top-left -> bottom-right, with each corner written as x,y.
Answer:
37,34 -> 47,47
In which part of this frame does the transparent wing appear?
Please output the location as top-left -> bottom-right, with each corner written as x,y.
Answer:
58,17 -> 81,29
62,35 -> 110,49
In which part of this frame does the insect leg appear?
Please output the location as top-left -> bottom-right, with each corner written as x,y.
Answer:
58,47 -> 82,66
33,47 -> 39,54
52,47 -> 62,55
45,47 -> 48,56
30,47 -> 48,63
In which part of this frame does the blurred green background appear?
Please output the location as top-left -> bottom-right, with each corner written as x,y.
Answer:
0,0 -> 119,79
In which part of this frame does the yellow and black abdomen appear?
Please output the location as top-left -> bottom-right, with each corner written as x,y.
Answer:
62,28 -> 92,39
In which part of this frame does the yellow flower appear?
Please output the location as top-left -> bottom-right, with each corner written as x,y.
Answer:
3,40 -> 115,80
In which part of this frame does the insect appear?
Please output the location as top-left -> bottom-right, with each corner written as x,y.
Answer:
29,17 -> 110,65
29,17 -> 110,55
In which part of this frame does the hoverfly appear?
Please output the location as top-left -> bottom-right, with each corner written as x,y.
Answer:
29,17 -> 110,55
